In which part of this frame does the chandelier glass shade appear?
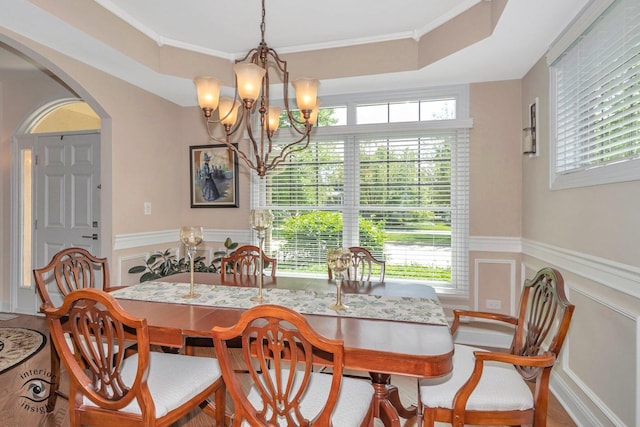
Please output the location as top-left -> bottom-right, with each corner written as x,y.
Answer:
194,0 -> 320,178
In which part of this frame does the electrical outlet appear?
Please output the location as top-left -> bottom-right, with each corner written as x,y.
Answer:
485,299 -> 501,310
144,202 -> 152,215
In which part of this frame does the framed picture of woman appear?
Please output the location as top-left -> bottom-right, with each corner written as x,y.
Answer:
189,144 -> 239,208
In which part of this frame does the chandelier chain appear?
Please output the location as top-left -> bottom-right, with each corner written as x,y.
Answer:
260,0 -> 266,44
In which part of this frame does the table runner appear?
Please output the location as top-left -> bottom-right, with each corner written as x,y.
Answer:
110,281 -> 448,326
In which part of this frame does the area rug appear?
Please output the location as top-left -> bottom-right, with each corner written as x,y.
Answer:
0,327 -> 46,374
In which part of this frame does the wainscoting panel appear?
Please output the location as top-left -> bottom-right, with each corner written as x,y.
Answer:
473,258 -> 517,314
522,241 -> 640,427
113,229 -> 250,284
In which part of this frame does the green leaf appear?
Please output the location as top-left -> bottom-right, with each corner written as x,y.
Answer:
128,265 -> 147,274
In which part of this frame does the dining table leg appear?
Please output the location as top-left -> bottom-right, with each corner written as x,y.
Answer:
369,372 -> 417,426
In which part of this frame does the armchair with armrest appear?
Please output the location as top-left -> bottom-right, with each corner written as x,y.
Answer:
416,267 -> 575,427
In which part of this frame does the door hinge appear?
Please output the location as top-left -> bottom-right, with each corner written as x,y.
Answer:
34,219 -> 37,230
34,155 -> 38,166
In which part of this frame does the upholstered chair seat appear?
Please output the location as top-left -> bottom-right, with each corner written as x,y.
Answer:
83,351 -> 222,418
419,344 -> 534,411
245,368 -> 375,426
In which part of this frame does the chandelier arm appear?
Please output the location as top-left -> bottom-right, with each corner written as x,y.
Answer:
227,138 -> 259,173
220,82 -> 242,125
266,48 -> 288,75
273,50 -> 311,132
205,106 -> 246,140
285,112 -> 313,135
265,131 -> 313,171
243,109 -> 267,174
261,66 -> 270,166
202,117 -> 259,171
203,118 -> 231,144
236,47 -> 260,65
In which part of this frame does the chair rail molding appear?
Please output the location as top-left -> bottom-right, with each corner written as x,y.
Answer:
522,238 -> 640,299
469,236 -> 522,253
114,229 -> 250,251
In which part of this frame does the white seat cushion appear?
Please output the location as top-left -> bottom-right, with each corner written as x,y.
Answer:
84,351 -> 222,418
244,369 -> 374,426
418,344 -> 533,411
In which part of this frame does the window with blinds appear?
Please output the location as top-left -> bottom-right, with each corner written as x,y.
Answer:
252,87 -> 470,292
550,0 -> 640,188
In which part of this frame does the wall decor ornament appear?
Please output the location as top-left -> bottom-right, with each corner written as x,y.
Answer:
523,97 -> 538,155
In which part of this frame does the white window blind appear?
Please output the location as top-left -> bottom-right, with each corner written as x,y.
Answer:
254,129 -> 469,291
551,0 -> 640,185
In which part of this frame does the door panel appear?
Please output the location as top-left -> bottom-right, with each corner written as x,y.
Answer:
32,132 -> 101,311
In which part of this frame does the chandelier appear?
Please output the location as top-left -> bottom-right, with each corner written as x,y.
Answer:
194,0 -> 320,178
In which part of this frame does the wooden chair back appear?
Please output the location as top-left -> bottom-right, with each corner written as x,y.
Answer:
33,247 -> 110,310
45,288 -> 152,423
45,288 -> 224,426
211,304 -> 345,426
510,267 -> 574,379
327,246 -> 385,283
221,245 -> 277,280
32,247 -> 111,412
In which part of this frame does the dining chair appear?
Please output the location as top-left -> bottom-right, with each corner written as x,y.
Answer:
211,304 -> 375,426
44,288 -> 226,427
328,246 -> 385,283
416,267 -> 575,427
185,245 -> 278,357
33,247 -> 117,412
34,247 -> 112,309
220,244 -> 277,280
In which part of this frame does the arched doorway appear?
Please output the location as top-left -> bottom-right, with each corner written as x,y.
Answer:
14,99 -> 101,313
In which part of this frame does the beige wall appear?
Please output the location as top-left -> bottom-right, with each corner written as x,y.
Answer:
469,80 -> 522,238
444,80 -> 523,316
521,56 -> 639,427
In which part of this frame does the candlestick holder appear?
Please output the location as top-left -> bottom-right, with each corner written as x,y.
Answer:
249,209 -> 273,303
327,247 -> 352,311
179,226 -> 204,299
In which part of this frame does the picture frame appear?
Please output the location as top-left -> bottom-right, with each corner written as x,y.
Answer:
189,144 -> 239,208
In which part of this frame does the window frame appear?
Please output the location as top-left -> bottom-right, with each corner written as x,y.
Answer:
252,85 -> 472,293
548,0 -> 640,189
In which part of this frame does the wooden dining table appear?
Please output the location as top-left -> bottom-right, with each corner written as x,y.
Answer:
111,272 -> 454,427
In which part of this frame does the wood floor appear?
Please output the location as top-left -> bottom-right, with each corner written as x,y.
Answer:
0,313 -> 576,427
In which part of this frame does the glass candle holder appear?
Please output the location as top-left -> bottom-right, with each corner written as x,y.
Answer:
249,209 -> 273,302
327,247 -> 352,311
179,226 -> 204,298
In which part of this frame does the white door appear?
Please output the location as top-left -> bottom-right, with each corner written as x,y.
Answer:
20,132 -> 101,312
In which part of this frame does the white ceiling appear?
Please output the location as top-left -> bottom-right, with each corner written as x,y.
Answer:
0,0 -> 591,106
96,0 -> 484,58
